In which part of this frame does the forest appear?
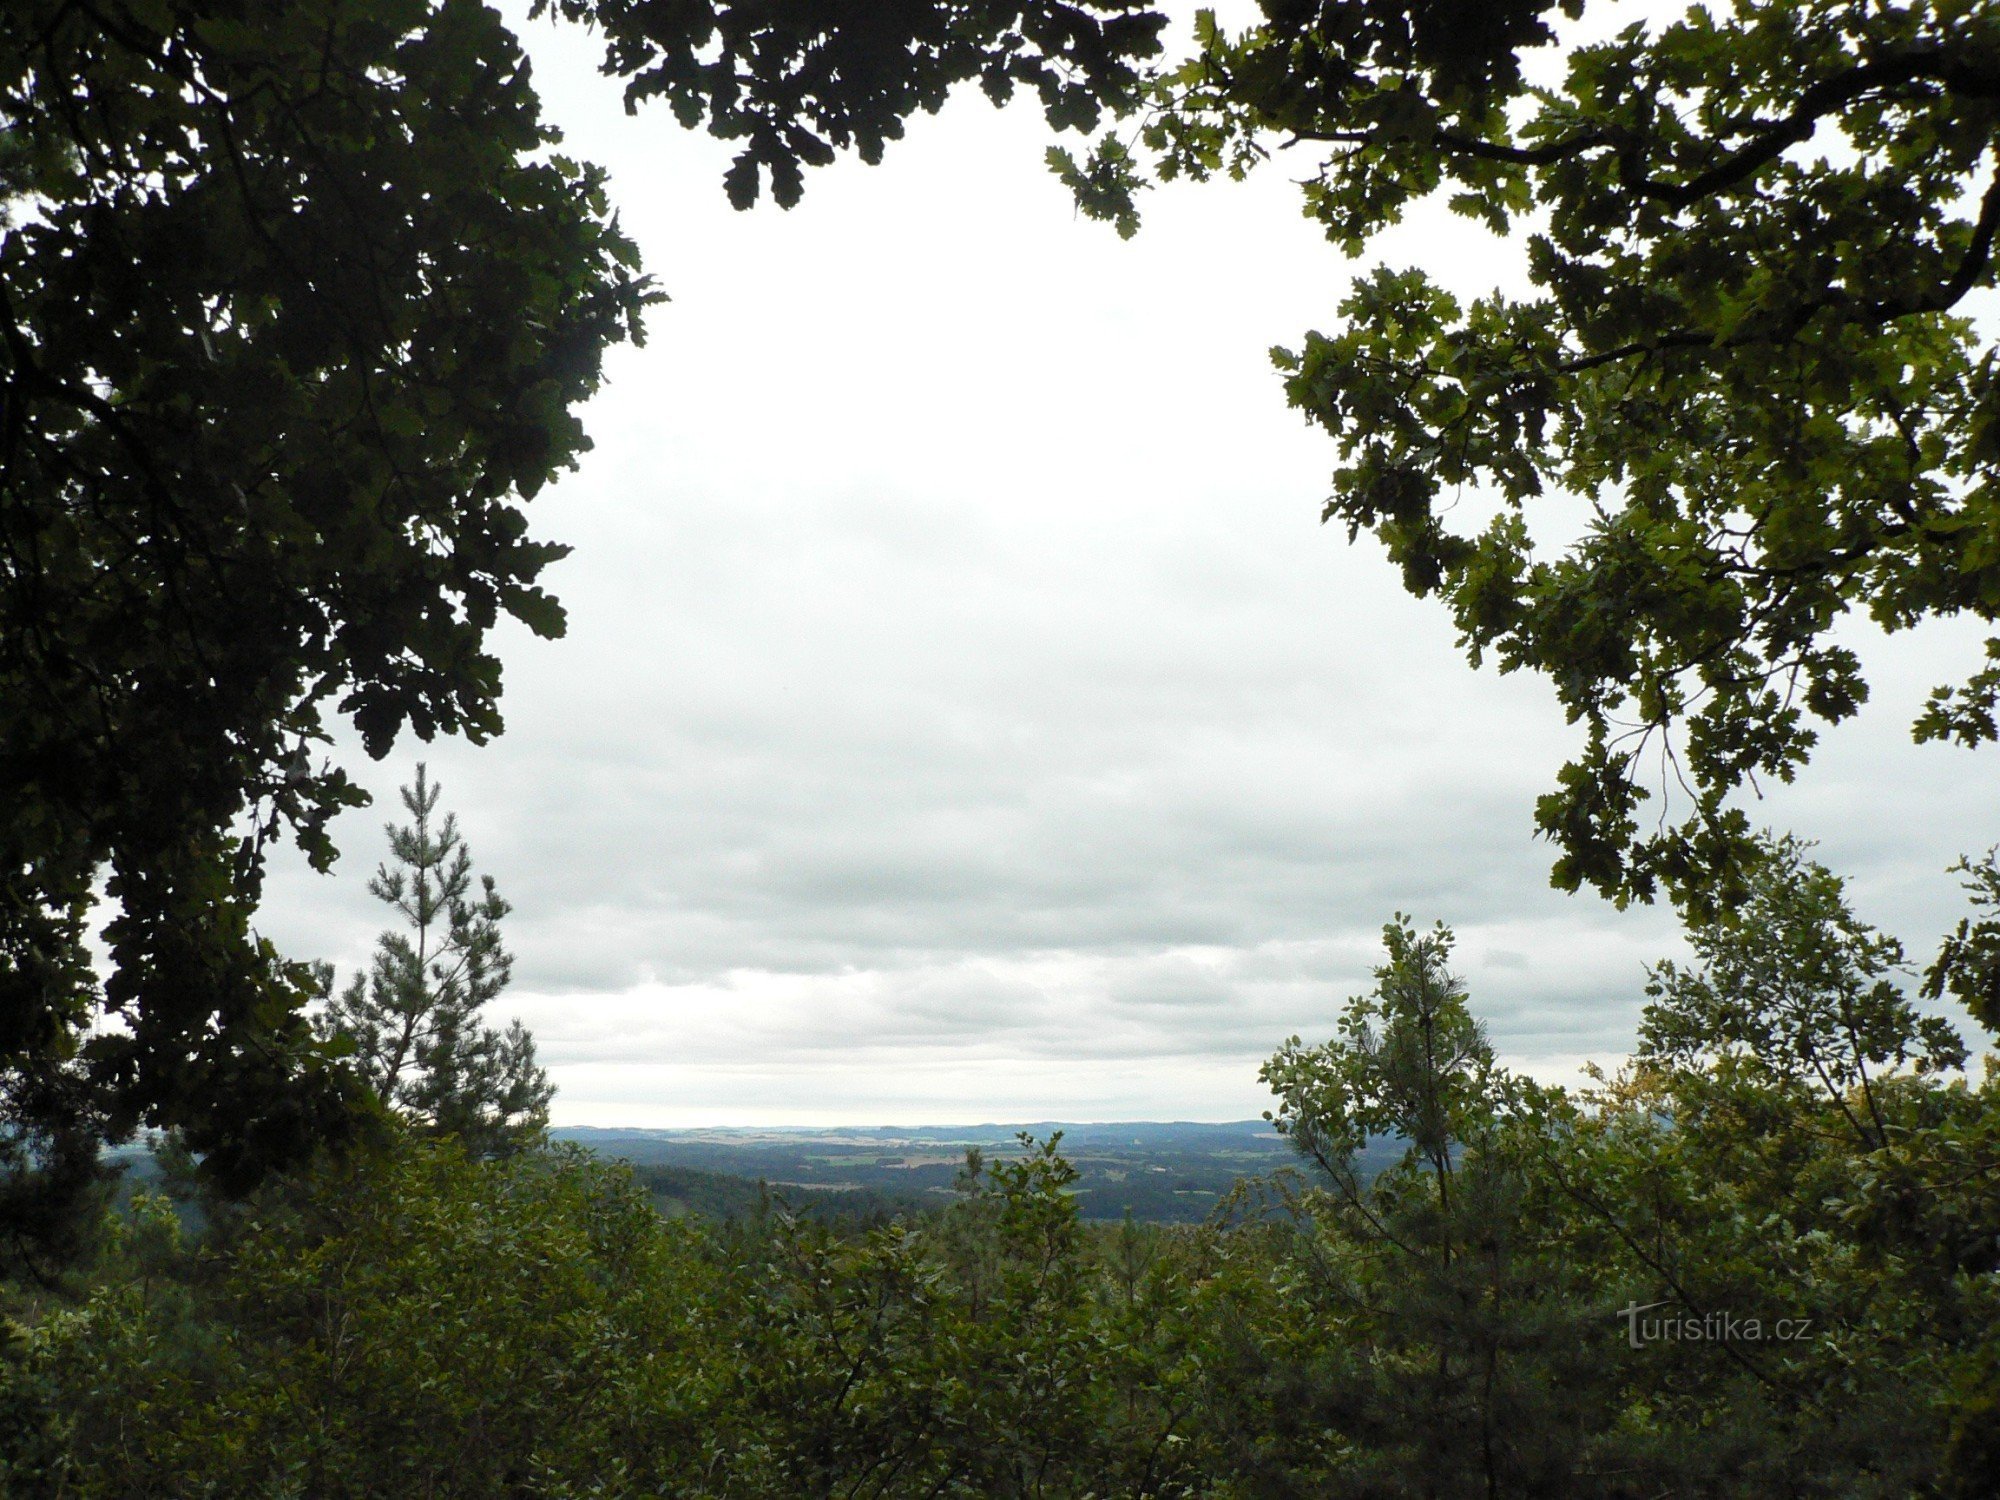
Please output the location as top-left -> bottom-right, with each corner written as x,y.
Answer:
8,843 -> 2000,1495
5,0 -> 2000,1494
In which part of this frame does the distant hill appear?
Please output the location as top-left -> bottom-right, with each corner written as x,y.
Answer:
556,1120 -> 1400,1225
93,1121 -> 1401,1228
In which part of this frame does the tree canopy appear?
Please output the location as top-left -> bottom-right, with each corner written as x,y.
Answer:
1056,0 -> 2000,912
12,863 -> 1994,1495
0,0 -> 652,1197
541,0 -> 1167,208
6,4 -> 1999,1481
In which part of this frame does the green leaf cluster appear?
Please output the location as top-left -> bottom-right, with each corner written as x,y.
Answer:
1061,0 -> 2000,913
541,0 -> 1169,209
2,0 -> 653,1220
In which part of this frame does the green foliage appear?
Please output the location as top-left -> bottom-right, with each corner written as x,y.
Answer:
1925,846 -> 2000,1034
0,1066 -> 117,1294
714,1134 -> 1195,1496
1263,914 -> 1499,1187
23,862 -> 1982,1495
1,0 -> 654,1205
8,3 -> 2000,1491
1064,0 -> 2000,913
8,1134 -> 1228,1498
1541,843 -> 1999,1496
317,767 -> 553,1157
11,954 -> 1999,1499
542,0 -> 1169,209
1640,833 -> 1967,1149
1258,918 -> 1625,1496
10,1142 -> 724,1498
1235,859 -> 2000,1496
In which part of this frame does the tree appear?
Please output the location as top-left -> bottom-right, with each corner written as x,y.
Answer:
1639,833 -> 1967,1151
320,767 -> 551,1156
0,0 -> 1162,1218
1057,0 -> 2000,913
1243,890 -> 2000,1495
1924,846 -> 2000,1034
0,0 -> 653,1206
1549,845 -> 2000,1495
1258,919 -> 1622,1496
541,0 -> 1166,209
16,1140 -> 730,1500
1262,915 -> 1499,1198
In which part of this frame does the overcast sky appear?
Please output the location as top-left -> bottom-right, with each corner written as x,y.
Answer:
254,5 -> 1996,1126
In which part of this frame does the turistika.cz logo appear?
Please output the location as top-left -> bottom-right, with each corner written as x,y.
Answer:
1618,1301 -> 1815,1349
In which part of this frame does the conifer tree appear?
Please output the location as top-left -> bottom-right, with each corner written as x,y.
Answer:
319,768 -> 552,1156
1259,919 -> 1621,1495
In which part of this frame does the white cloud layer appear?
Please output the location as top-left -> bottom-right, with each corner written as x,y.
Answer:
251,6 -> 1995,1125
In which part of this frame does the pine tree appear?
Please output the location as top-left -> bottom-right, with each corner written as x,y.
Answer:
319,768 -> 552,1156
1259,919 -> 1622,1495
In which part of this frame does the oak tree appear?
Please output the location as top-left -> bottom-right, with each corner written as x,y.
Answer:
0,0 -> 651,1200
1059,0 -> 2000,912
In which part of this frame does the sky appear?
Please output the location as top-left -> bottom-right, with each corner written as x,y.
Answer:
254,4 -> 1996,1127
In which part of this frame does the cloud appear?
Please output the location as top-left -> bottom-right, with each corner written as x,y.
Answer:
247,7 -> 1992,1126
